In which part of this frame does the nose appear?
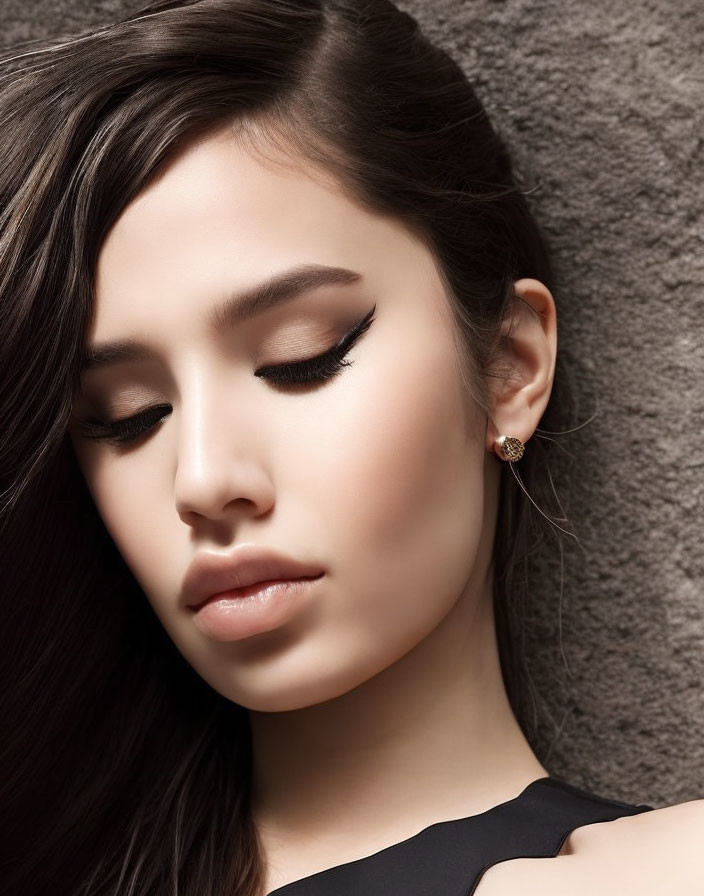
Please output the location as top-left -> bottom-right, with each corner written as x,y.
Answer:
173,387 -> 275,526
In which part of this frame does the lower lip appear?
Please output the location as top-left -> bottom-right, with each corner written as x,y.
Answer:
190,575 -> 323,641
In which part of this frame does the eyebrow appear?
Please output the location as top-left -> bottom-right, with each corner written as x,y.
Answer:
80,263 -> 363,373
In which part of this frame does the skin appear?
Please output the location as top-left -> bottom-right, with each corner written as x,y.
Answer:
68,124 -> 703,895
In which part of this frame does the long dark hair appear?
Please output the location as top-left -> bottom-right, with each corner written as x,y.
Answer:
0,1 -> 573,893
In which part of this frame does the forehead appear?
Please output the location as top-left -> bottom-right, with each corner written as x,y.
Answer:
96,130 -> 346,285
92,127 -> 438,329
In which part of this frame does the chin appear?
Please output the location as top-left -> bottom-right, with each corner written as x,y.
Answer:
214,652 -> 387,713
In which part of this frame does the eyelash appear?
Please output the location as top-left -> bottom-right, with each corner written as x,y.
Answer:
75,304 -> 377,447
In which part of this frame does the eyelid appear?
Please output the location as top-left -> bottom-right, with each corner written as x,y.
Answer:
255,304 -> 376,377
74,303 -> 377,445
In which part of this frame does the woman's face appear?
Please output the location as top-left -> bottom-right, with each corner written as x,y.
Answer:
69,125 -> 494,711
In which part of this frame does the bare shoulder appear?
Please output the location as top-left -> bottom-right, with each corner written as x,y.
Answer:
565,796 -> 704,855
558,798 -> 704,892
476,799 -> 704,896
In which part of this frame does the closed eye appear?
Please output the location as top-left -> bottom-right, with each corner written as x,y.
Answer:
73,304 -> 377,447
254,303 -> 376,388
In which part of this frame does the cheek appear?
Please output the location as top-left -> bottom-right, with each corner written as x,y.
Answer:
300,325 -> 487,647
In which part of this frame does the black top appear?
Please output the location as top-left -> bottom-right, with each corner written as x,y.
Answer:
266,775 -> 653,896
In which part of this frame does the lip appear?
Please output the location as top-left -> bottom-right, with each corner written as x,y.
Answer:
182,544 -> 325,612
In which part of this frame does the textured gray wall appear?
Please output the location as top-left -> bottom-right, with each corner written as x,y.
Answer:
3,0 -> 701,808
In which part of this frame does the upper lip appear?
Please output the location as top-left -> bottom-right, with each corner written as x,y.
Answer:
182,544 -> 325,611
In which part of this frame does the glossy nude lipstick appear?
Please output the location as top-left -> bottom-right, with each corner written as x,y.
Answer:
182,545 -> 324,641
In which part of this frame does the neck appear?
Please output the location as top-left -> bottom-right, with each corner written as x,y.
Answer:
248,574 -> 547,850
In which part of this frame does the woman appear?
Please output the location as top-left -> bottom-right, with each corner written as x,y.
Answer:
1,1 -> 701,894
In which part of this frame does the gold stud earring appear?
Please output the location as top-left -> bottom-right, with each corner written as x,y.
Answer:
494,435 -> 524,462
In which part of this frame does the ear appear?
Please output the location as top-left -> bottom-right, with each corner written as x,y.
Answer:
485,278 -> 557,454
